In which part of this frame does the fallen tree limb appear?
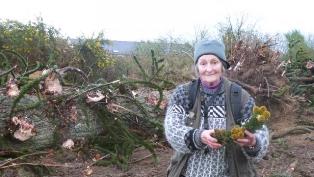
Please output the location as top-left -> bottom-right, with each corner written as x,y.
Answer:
272,126 -> 313,140
88,154 -> 110,167
229,79 -> 276,95
0,162 -> 74,169
0,151 -> 49,167
289,76 -> 314,83
129,154 -> 153,164
296,120 -> 314,127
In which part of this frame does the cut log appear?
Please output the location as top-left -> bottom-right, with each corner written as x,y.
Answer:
0,94 -> 101,151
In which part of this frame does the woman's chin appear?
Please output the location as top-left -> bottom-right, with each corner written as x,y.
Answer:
202,77 -> 220,84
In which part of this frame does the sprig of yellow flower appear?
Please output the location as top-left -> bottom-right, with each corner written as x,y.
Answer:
244,105 -> 271,132
230,126 -> 245,140
213,105 -> 270,145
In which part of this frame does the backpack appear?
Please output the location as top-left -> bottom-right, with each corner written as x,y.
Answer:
188,78 -> 243,124
167,78 -> 248,177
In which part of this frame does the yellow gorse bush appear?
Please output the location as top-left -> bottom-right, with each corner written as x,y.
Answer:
213,105 -> 270,145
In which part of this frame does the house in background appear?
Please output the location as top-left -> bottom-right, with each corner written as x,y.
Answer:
103,40 -> 193,58
103,41 -> 139,55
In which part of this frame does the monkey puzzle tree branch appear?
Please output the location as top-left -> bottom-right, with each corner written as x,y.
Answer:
66,80 -> 120,102
2,50 -> 28,72
18,61 -> 42,79
56,66 -> 89,86
0,65 -> 17,78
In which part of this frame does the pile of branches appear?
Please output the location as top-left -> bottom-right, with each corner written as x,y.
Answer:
225,38 -> 291,105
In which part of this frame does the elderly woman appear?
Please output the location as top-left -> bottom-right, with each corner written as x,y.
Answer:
165,39 -> 269,177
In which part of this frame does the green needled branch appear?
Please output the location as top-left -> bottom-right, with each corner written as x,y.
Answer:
10,72 -> 49,117
66,80 -> 120,102
133,56 -> 148,80
0,65 -> 17,78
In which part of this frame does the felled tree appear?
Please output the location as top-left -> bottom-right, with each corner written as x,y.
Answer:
0,49 -> 167,171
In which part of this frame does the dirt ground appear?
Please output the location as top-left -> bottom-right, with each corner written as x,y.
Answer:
55,108 -> 314,177
1,106 -> 313,177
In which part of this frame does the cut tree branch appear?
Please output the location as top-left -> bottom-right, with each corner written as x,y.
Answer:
0,162 -> 74,169
66,80 -> 120,102
289,76 -> 314,83
272,126 -> 313,140
229,79 -> 276,95
88,154 -> 110,167
0,151 -> 49,167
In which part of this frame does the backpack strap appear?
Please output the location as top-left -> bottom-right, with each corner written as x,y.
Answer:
186,79 -> 201,127
188,79 -> 200,110
223,78 -> 244,126
230,82 -> 242,124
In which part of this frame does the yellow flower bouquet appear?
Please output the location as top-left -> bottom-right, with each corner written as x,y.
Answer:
213,106 -> 270,145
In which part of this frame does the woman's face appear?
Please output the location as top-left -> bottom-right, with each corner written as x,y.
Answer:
197,54 -> 223,84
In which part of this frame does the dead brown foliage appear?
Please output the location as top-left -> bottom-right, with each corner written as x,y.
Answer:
225,38 -> 298,117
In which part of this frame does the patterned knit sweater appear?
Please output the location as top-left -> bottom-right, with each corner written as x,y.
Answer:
165,81 -> 269,177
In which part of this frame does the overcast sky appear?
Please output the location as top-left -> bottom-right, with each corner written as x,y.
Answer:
0,0 -> 313,41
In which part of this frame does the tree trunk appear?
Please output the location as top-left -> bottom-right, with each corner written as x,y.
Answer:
0,94 -> 100,151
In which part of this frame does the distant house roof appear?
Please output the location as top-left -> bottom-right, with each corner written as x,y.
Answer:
103,41 -> 139,55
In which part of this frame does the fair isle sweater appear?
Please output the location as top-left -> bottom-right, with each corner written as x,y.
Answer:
165,81 -> 269,177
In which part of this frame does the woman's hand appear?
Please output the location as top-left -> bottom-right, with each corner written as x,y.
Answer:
200,129 -> 222,149
235,130 -> 256,147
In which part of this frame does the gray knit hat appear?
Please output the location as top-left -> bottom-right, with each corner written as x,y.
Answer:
193,39 -> 230,69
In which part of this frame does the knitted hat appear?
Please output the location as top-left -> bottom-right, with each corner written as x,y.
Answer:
193,39 -> 230,69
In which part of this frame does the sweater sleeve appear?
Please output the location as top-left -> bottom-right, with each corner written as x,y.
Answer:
239,97 -> 270,161
164,84 -> 195,153
244,125 -> 269,162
